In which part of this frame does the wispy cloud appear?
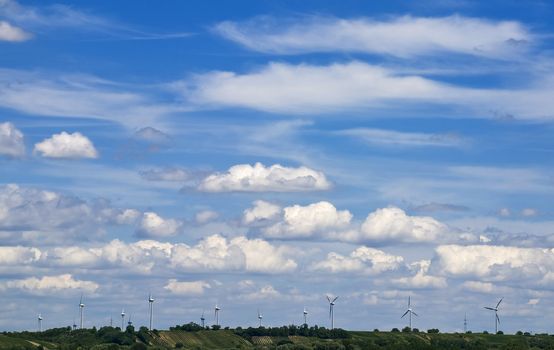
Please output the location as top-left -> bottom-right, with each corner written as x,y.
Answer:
0,0 -> 192,40
182,60 -> 554,120
214,15 -> 530,59
0,69 -> 183,127
338,128 -> 467,148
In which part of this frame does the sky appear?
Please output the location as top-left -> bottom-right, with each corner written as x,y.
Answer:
2,0 -> 554,334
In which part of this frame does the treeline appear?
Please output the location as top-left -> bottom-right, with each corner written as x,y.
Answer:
2,325 -> 151,349
234,324 -> 349,339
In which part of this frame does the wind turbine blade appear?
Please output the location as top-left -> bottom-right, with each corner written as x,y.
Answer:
326,295 -> 331,303
329,305 -> 332,318
496,298 -> 503,309
484,307 -> 495,311
408,296 -> 410,308
332,296 -> 339,303
412,311 -> 418,317
401,310 -> 409,318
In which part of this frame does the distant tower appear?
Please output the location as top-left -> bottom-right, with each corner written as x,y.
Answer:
464,313 -> 468,333
72,318 -> 77,331
201,311 -> 205,328
127,314 -> 133,327
148,294 -> 155,331
37,314 -> 43,332
303,308 -> 308,325
257,309 -> 263,327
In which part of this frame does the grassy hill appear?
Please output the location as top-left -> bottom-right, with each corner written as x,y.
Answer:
2,327 -> 554,349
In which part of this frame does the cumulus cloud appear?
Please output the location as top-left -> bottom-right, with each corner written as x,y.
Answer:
171,235 -> 297,273
242,200 -> 282,225
0,20 -> 31,42
197,163 -> 331,192
0,184 -> 139,243
34,131 -> 98,159
311,246 -> 404,274
0,246 -> 41,265
0,274 -> 98,293
434,244 -> 554,282
357,207 -> 448,243
392,260 -> 447,289
136,212 -> 182,238
263,201 -> 352,238
214,15 -> 529,58
164,279 -> 211,295
133,127 -> 171,144
0,122 -> 25,157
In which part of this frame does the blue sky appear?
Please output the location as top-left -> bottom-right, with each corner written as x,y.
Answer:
2,0 -> 554,334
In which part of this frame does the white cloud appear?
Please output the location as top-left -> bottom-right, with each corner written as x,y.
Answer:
214,16 -> 529,58
114,209 -> 141,225
136,212 -> 182,238
461,281 -> 495,293
164,279 -> 211,295
34,131 -> 98,159
242,200 -> 282,225
0,246 -> 41,265
195,210 -> 219,224
186,61 -> 449,115
241,284 -> 281,300
198,162 -> 331,192
435,245 -> 554,282
170,234 -> 297,273
0,20 -> 31,42
184,60 -> 554,121
140,167 -> 191,182
0,274 -> 98,293
311,246 -> 404,274
358,207 -> 448,243
498,208 -> 511,217
339,128 -> 465,148
0,122 -> 25,157
521,208 -> 538,217
263,201 -> 352,238
392,260 -> 447,289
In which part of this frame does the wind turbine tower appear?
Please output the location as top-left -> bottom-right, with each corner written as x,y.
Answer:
121,309 -> 126,330
326,295 -> 339,329
464,313 -> 468,333
127,314 -> 133,327
401,296 -> 418,330
201,311 -> 205,328
148,294 -> 155,331
79,295 -> 85,329
37,314 -> 43,332
214,304 -> 221,326
257,309 -> 263,327
303,308 -> 308,325
484,298 -> 503,334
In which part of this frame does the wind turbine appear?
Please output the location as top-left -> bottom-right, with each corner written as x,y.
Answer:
326,295 -> 339,329
79,295 -> 85,329
127,314 -> 133,327
214,304 -> 221,326
464,313 -> 468,333
484,298 -> 503,334
37,314 -> 43,332
303,307 -> 308,325
148,294 -> 155,331
72,317 -> 77,331
201,311 -> 205,328
401,296 -> 418,330
257,309 -> 263,327
121,309 -> 126,330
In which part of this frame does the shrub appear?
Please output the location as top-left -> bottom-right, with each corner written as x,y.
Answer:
391,328 -> 400,332
175,343 -> 184,349
497,331 -> 504,335
516,331 -> 523,336
427,329 -> 440,334
402,327 -> 411,333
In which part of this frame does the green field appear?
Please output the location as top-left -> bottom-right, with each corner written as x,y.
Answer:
2,327 -> 554,349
